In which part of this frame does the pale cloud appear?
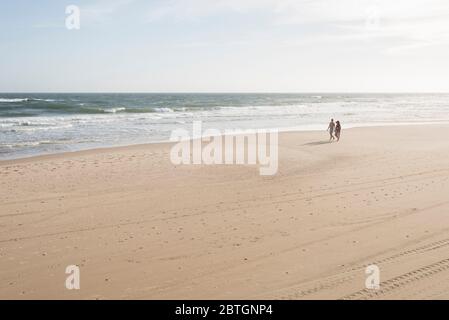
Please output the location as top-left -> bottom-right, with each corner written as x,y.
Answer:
81,0 -> 135,24
146,0 -> 274,21
145,0 -> 449,54
145,0 -> 449,23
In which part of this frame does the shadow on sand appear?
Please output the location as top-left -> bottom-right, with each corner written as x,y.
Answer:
302,141 -> 332,146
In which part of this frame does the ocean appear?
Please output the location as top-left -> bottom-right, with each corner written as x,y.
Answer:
1,93 -> 449,160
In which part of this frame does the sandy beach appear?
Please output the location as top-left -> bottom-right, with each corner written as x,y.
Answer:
2,124 -> 449,300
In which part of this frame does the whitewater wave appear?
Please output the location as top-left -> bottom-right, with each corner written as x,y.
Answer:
2,141 -> 44,148
153,107 -> 174,113
32,98 -> 58,102
103,107 -> 127,113
0,98 -> 59,103
1,138 -> 81,149
0,98 -> 30,103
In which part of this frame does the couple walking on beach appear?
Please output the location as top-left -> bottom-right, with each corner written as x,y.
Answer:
327,119 -> 341,142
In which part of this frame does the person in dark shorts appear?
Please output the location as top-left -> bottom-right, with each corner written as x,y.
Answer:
335,121 -> 341,142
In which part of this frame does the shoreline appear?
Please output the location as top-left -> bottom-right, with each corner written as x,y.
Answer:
2,121 -> 449,165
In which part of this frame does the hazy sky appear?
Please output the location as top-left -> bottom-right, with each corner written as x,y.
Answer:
1,0 -> 449,92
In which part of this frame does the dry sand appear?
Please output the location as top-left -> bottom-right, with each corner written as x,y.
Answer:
2,124 -> 449,299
